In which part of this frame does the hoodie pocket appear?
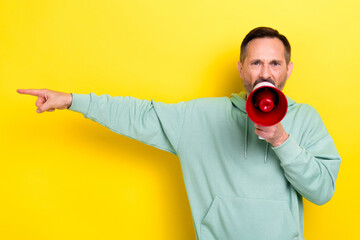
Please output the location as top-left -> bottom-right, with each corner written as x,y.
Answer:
200,195 -> 299,240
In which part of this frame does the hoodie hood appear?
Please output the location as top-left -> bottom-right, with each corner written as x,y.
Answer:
230,91 -> 296,163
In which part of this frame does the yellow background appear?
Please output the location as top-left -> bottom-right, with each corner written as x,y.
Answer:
1,0 -> 359,239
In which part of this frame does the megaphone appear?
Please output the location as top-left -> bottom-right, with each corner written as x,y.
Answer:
246,82 -> 288,126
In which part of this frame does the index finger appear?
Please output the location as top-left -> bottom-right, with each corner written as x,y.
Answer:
17,89 -> 45,97
254,124 -> 270,130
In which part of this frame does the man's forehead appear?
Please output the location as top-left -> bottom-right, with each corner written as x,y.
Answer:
246,37 -> 286,60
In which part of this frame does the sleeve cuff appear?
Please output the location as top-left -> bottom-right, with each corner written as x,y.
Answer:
272,135 -> 303,165
68,93 -> 91,115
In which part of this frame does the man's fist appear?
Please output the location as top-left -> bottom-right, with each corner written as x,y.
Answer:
254,123 -> 289,147
17,89 -> 73,113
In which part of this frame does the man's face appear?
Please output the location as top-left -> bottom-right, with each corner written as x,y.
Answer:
237,37 -> 293,95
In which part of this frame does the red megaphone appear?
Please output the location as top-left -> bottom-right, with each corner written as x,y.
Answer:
246,82 -> 288,126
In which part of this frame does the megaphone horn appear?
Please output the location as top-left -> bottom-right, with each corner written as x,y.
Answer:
246,82 -> 288,127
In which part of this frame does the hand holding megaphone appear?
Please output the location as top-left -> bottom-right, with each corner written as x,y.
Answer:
246,82 -> 289,146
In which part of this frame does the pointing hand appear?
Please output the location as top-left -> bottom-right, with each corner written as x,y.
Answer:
17,89 -> 73,113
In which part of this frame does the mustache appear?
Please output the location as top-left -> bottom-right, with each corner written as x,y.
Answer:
253,78 -> 276,89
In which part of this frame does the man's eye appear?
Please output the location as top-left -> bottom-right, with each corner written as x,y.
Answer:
252,61 -> 260,65
272,62 -> 280,66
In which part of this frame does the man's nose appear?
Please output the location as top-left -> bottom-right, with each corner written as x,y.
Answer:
259,65 -> 271,79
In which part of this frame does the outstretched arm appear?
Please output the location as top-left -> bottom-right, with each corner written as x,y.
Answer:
17,89 -> 73,113
18,89 -> 186,155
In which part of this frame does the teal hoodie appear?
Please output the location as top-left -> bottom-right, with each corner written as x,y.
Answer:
69,92 -> 341,240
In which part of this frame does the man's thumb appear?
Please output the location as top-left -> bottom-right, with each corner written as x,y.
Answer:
37,101 -> 53,113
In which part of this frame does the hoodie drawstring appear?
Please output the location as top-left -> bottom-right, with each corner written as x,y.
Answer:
244,115 -> 269,164
264,142 -> 269,163
244,117 -> 248,160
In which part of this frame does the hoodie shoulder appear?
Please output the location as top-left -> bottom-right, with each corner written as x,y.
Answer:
186,96 -> 232,111
288,101 -> 319,117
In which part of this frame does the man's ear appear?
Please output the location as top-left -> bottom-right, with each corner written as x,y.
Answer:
237,61 -> 243,79
286,62 -> 294,80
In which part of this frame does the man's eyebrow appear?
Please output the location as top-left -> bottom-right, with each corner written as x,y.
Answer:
250,59 -> 262,62
249,59 -> 284,63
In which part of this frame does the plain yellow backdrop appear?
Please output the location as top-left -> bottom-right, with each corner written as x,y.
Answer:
1,0 -> 359,239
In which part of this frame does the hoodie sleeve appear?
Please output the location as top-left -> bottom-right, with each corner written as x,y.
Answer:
68,93 -> 186,155
272,108 -> 341,205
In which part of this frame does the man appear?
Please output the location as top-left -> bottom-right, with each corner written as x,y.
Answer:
18,27 -> 341,240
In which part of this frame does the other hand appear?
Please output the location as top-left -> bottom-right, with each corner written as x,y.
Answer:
254,123 -> 289,147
